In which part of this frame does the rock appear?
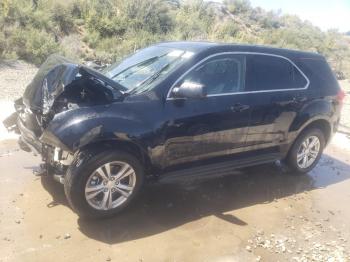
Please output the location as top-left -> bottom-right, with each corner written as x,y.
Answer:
256,256 -> 261,261
281,245 -> 286,253
15,219 -> 21,224
39,234 -> 43,239
246,245 -> 252,252
106,257 -> 111,261
64,233 -> 71,239
256,237 -> 264,245
257,230 -> 264,236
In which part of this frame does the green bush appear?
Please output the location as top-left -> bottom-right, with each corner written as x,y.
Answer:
174,1 -> 214,40
50,3 -> 75,35
9,28 -> 60,65
0,33 -> 6,57
0,0 -> 349,77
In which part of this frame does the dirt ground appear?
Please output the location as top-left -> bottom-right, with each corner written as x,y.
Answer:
1,61 -> 350,262
1,135 -> 350,262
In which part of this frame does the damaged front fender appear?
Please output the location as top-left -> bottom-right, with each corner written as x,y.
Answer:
40,104 -> 149,154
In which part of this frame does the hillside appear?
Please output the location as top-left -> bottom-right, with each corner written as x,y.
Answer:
0,0 -> 349,77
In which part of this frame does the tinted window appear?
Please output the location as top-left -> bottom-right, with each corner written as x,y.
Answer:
298,58 -> 340,91
246,55 -> 307,91
180,55 -> 245,95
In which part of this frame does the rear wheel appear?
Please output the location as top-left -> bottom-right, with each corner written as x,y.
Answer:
286,128 -> 325,174
64,150 -> 144,219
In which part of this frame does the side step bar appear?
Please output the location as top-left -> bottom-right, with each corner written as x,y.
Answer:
158,153 -> 281,183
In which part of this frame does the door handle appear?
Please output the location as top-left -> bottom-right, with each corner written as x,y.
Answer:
230,103 -> 250,112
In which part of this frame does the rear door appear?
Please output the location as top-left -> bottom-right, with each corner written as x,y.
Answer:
244,54 -> 309,149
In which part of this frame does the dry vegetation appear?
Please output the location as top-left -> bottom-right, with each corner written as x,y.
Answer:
0,0 -> 349,78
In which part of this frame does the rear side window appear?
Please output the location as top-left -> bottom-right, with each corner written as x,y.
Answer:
245,54 -> 308,91
298,58 -> 340,91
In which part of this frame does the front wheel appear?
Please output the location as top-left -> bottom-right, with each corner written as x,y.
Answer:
64,150 -> 144,219
286,128 -> 325,174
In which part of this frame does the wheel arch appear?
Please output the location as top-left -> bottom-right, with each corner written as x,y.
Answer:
77,139 -> 153,174
288,98 -> 335,145
294,117 -> 332,145
283,116 -> 333,159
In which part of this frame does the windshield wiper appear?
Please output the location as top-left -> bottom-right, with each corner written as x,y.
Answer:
128,53 -> 185,95
109,54 -> 168,81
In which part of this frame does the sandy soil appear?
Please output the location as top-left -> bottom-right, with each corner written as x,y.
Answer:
0,135 -> 350,262
1,61 -> 350,262
0,61 -> 37,101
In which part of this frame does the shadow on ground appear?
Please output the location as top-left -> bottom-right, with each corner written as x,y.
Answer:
39,154 -> 350,245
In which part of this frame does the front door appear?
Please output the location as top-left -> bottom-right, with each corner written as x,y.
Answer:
160,54 -> 251,168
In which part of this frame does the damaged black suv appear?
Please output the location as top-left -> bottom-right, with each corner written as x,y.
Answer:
4,42 -> 343,218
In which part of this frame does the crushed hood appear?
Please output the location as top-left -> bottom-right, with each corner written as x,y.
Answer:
23,54 -> 125,111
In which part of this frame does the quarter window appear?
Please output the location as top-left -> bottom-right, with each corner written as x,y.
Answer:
245,55 -> 307,91
178,55 -> 245,95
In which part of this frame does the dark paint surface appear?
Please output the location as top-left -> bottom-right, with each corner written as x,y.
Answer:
15,42 -> 342,174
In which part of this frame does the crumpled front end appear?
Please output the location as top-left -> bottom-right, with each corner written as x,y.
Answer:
2,54 -> 124,177
3,97 -> 75,177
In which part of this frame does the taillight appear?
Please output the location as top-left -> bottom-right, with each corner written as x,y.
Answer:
337,89 -> 346,104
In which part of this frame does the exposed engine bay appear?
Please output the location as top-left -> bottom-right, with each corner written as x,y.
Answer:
3,54 -> 127,181
41,72 -> 117,128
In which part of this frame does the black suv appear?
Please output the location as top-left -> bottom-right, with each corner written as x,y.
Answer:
4,42 -> 344,218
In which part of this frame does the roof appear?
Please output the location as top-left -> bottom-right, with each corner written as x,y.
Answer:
157,41 -> 218,52
156,41 -> 323,60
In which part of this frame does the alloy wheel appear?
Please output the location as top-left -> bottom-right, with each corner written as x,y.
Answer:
84,161 -> 136,210
296,135 -> 321,169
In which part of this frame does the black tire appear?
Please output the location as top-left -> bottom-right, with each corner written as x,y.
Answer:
64,149 -> 144,219
286,128 -> 325,175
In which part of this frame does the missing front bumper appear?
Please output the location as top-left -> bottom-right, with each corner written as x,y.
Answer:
3,110 -> 74,166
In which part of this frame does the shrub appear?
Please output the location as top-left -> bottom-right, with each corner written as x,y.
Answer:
0,0 -> 349,78
50,3 -> 74,35
60,34 -> 84,61
174,1 -> 214,40
83,31 -> 100,49
9,28 -> 60,65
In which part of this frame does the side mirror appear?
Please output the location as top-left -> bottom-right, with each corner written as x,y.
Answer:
172,81 -> 206,99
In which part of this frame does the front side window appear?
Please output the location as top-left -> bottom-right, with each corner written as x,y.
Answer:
177,55 -> 245,95
103,46 -> 194,94
245,54 -> 307,91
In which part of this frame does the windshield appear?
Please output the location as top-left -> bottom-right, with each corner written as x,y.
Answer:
103,46 -> 194,94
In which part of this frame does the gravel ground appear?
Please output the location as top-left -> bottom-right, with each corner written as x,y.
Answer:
0,60 -> 37,101
1,133 -> 350,262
